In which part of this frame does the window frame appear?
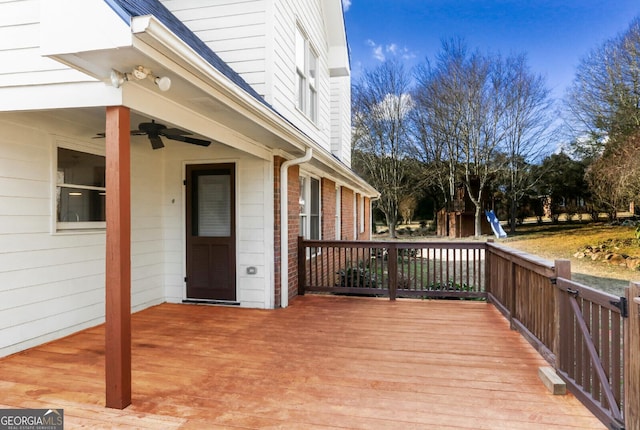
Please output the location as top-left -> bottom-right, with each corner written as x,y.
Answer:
53,142 -> 106,233
335,186 -> 341,240
295,24 -> 319,123
298,174 -> 321,241
359,195 -> 365,234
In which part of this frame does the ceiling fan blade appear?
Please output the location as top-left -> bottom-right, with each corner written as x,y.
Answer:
165,134 -> 211,147
94,130 -> 146,138
161,128 -> 191,136
148,135 -> 165,150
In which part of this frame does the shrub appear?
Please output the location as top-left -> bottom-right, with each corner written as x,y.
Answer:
336,265 -> 377,289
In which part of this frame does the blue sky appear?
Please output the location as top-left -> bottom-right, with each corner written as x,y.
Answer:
343,0 -> 640,101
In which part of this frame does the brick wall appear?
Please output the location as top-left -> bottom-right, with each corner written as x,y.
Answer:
275,155 -> 372,306
273,157 -> 302,308
341,187 -> 355,240
358,196 -> 371,240
321,178 -> 336,240
286,164 -> 301,304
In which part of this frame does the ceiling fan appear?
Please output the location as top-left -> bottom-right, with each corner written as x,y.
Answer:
95,120 -> 211,150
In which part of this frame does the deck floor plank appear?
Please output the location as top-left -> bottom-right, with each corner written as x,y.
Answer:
0,295 -> 605,429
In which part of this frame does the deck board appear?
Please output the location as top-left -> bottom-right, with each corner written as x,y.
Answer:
0,295 -> 605,429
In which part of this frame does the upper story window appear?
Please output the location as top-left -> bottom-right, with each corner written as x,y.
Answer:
295,25 -> 318,122
56,147 -> 106,230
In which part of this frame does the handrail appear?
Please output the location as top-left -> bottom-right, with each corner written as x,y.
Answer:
297,237 -> 637,430
299,239 -> 487,300
486,241 -> 556,278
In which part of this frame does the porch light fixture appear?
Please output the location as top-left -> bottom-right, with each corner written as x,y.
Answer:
153,76 -> 171,92
110,66 -> 171,92
110,69 -> 130,88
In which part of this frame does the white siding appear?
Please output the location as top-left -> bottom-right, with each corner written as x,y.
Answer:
161,0 -> 268,97
161,140 -> 273,310
0,113 -> 166,357
0,112 -> 275,357
162,0 -> 339,153
0,0 -> 93,88
330,75 -> 351,166
269,0 -> 331,150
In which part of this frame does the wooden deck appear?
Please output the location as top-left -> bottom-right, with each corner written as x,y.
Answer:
0,295 -> 605,429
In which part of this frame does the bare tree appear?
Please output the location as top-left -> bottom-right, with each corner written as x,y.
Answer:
565,17 -> 640,157
352,60 -> 413,238
411,45 -> 463,210
565,17 -> 640,216
412,40 -> 554,236
413,40 -> 509,236
501,54 -> 554,233
586,131 -> 640,220
399,195 -> 418,225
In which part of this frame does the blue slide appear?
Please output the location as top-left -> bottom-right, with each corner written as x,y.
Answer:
485,210 -> 507,238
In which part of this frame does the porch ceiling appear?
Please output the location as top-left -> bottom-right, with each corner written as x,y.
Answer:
40,7 -> 378,196
0,296 -> 604,429
42,10 -> 304,156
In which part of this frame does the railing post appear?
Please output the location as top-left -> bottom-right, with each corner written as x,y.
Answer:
624,281 -> 640,430
554,260 -> 571,369
509,259 -> 516,329
388,244 -> 398,301
297,236 -> 306,296
485,240 -> 493,296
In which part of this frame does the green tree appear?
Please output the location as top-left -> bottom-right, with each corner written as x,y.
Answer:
533,153 -> 589,221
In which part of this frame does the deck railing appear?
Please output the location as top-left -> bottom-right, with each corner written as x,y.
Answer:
297,237 -> 639,430
298,239 -> 486,299
485,242 -> 626,430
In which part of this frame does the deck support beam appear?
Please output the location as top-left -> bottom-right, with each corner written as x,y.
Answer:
105,105 -> 132,409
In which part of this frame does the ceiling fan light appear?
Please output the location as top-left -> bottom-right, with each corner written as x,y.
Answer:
154,76 -> 171,92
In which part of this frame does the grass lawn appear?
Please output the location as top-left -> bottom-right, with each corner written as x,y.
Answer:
500,221 -> 640,296
384,219 -> 640,296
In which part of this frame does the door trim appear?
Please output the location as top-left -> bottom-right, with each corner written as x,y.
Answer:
183,161 -> 238,302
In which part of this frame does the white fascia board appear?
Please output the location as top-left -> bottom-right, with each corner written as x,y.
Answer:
312,149 -> 379,198
130,15 -> 373,195
322,0 -> 350,77
131,16 -> 307,153
0,82 -> 122,112
40,0 -> 133,57
328,46 -> 350,77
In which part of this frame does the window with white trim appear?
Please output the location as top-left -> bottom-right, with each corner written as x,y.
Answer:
359,195 -> 365,233
335,186 -> 341,240
56,147 -> 106,230
295,25 -> 318,122
299,176 -> 320,240
353,193 -> 357,240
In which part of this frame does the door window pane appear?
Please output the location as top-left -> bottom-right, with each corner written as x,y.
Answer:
196,174 -> 230,237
